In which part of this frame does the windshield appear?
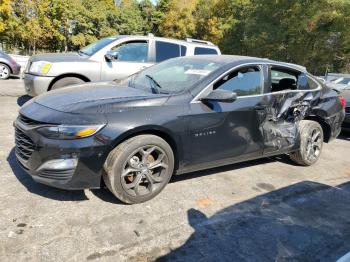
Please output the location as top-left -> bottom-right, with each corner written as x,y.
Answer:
124,57 -> 223,94
79,37 -> 118,56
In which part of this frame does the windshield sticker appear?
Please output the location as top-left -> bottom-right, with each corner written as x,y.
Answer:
185,69 -> 211,76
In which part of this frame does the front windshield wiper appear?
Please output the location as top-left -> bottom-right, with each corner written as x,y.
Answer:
145,74 -> 162,94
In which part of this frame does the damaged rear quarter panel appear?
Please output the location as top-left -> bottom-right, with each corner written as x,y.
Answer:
261,86 -> 342,155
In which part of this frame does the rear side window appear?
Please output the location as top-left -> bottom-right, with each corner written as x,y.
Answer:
270,68 -> 297,92
194,47 -> 218,55
297,74 -> 319,90
156,41 -> 180,62
214,66 -> 263,96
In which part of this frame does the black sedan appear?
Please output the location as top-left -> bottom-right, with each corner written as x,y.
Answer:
15,56 -> 345,203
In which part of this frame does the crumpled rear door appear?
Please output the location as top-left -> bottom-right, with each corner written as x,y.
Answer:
261,91 -> 319,154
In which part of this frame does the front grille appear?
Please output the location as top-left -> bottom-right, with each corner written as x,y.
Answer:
346,107 -> 350,114
15,127 -> 35,161
18,115 -> 42,126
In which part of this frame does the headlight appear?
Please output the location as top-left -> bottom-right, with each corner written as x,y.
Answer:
29,61 -> 52,75
37,125 -> 105,139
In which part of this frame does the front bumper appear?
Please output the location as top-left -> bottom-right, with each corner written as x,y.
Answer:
24,73 -> 54,96
14,118 -> 109,190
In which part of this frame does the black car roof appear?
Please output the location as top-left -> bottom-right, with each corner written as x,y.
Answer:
182,55 -> 308,73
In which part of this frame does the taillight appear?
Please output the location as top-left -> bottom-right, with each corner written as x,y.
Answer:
339,96 -> 346,109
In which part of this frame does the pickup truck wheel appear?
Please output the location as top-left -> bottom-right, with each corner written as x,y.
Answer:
0,63 -> 10,80
51,77 -> 85,90
103,135 -> 174,204
290,120 -> 323,166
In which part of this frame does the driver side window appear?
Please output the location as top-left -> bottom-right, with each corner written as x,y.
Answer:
110,41 -> 149,62
214,66 -> 263,96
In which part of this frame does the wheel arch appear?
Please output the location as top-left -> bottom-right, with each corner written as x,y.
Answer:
48,73 -> 90,91
109,126 -> 180,171
304,115 -> 332,143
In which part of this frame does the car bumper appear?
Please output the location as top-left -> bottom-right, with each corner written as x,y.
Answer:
14,118 -> 109,190
24,73 -> 54,96
11,63 -> 21,75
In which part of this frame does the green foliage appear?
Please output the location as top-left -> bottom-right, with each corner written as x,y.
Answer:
0,0 -> 12,32
0,0 -> 349,73
158,0 -> 197,38
216,0 -> 350,74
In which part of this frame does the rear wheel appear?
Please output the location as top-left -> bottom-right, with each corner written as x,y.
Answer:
103,135 -> 174,204
51,77 -> 85,90
0,63 -> 10,80
290,120 -> 323,166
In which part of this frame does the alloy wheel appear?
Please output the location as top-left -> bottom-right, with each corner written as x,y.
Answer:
121,145 -> 169,197
306,128 -> 322,162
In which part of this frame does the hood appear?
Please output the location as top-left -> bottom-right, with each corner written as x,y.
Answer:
32,81 -> 168,114
30,52 -> 87,63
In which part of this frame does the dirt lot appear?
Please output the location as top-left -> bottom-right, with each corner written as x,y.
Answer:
1,79 -> 350,261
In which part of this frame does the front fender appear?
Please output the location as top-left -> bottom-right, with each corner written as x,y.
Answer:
47,61 -> 101,82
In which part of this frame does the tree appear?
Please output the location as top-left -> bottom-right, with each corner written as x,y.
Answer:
69,0 -> 145,49
0,0 -> 12,33
193,0 -> 232,44
152,0 -> 171,34
158,0 -> 197,39
139,0 -> 156,33
214,0 -> 350,74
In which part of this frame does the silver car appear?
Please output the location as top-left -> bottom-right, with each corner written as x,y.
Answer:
0,51 -> 21,80
24,35 -> 221,96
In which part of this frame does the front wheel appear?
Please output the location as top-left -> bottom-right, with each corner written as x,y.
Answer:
289,120 -> 324,166
103,135 -> 174,204
51,77 -> 85,90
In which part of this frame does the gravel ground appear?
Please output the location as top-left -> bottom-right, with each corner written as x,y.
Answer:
0,79 -> 350,261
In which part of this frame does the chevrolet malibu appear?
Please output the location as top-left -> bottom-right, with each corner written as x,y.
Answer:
15,56 -> 345,204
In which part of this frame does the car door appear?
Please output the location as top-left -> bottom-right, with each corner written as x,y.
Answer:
184,64 -> 268,169
101,40 -> 154,81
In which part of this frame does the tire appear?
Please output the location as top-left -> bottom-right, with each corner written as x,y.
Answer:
0,63 -> 11,80
289,120 -> 324,166
51,77 -> 85,90
103,135 -> 175,204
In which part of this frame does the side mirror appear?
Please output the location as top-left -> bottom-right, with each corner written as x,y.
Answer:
105,51 -> 118,62
201,89 -> 237,103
